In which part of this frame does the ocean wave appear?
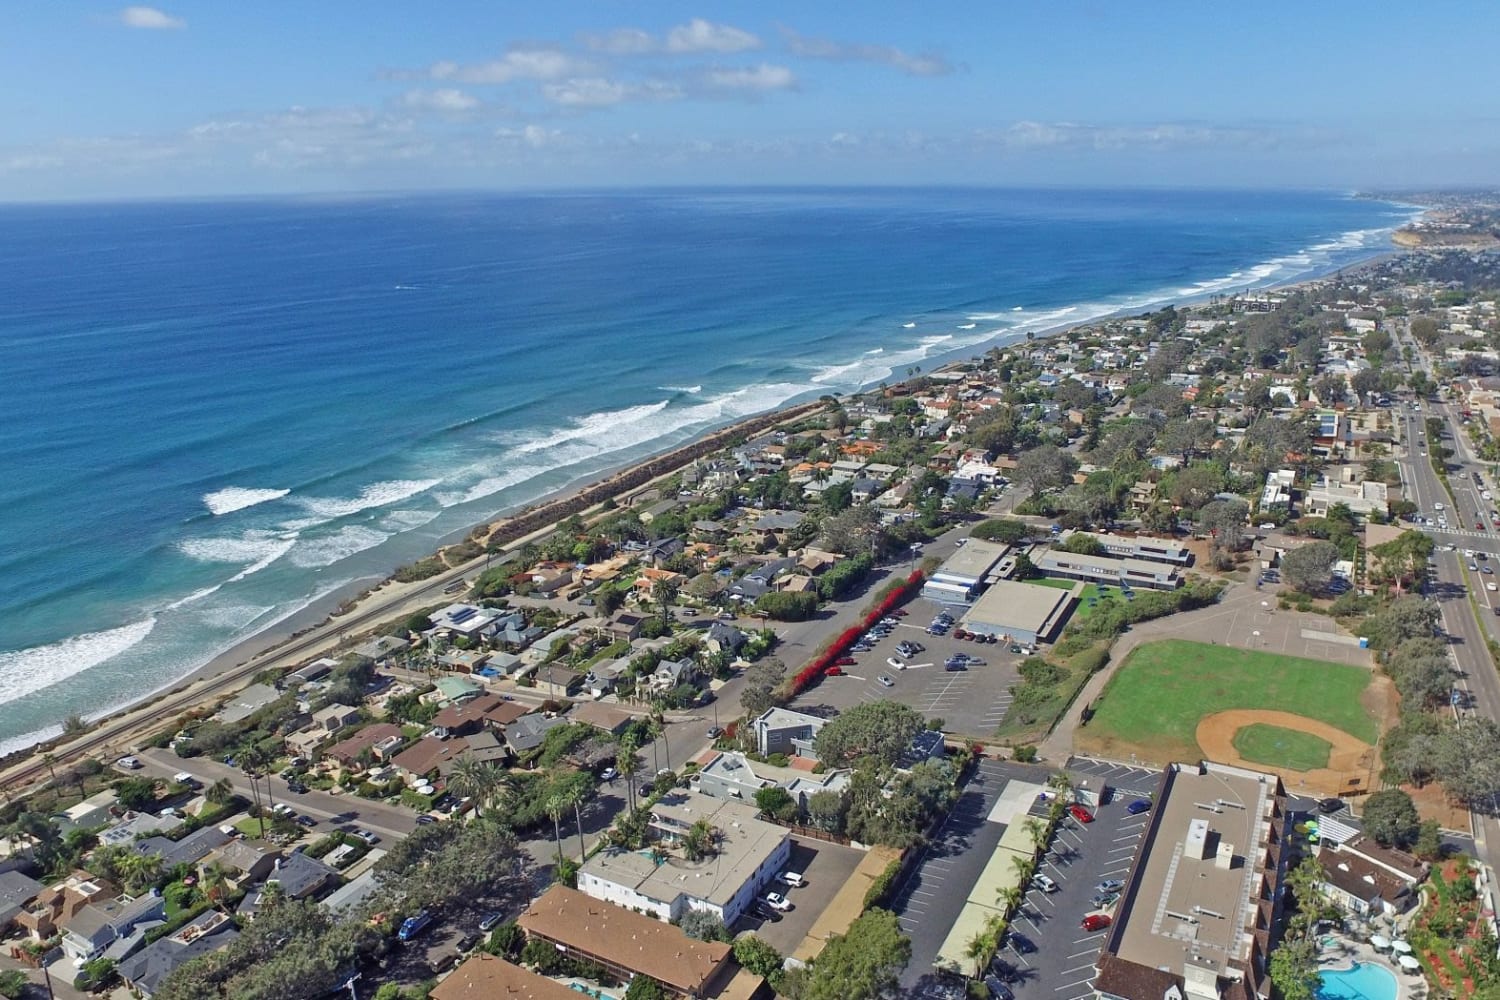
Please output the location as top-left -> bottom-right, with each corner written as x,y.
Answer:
506,400 -> 672,457
657,384 -> 703,394
378,508 -> 441,531
161,583 -> 225,612
0,618 -> 156,705
202,487 -> 290,516
287,524 -> 390,569
294,479 -> 441,520
192,604 -> 277,631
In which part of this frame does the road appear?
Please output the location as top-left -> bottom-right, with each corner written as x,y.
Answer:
1398,329 -> 1500,870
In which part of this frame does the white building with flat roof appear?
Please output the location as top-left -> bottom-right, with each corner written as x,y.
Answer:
961,580 -> 1073,645
576,792 -> 790,926
1034,550 -> 1181,591
921,539 -> 1010,604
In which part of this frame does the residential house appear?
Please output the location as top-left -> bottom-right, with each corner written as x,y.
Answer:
568,702 -> 636,738
1303,466 -> 1389,518
215,682 -> 281,725
432,954 -> 583,1000
311,703 -> 361,735
0,870 -> 43,935
391,736 -> 471,782
425,603 -> 502,640
751,707 -> 826,759
604,612 -> 648,642
693,751 -> 851,809
323,722 -> 404,768
98,811 -> 185,848
430,693 -> 512,738
1261,468 -> 1296,510
503,714 -> 568,757
207,839 -> 282,890
60,892 -> 166,965
286,658 -> 335,687
14,871 -> 116,943
425,675 -> 482,705
1316,846 -> 1415,918
704,622 -> 747,657
534,665 -> 585,697
132,827 -> 233,871
53,790 -> 120,834
649,658 -> 697,695
349,634 -> 410,666
238,853 -> 340,918
118,910 -> 238,998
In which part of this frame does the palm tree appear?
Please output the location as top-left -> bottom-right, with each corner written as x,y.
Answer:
240,746 -> 273,837
40,753 -> 57,784
571,784 -> 592,860
448,755 -> 503,818
964,931 -> 990,978
1023,817 -> 1049,856
996,884 -> 1023,916
201,862 -> 230,913
652,578 -> 679,626
206,779 -> 234,808
1009,854 -> 1034,884
544,794 -> 568,862
616,737 -> 640,813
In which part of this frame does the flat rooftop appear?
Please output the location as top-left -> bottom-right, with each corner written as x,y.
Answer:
1105,762 -> 1285,989
584,793 -> 787,908
933,539 -> 1010,582
962,579 -> 1072,635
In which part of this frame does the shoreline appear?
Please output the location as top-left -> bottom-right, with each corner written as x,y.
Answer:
0,220 -> 1419,782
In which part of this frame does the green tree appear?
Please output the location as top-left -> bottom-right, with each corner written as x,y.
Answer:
679,909 -> 730,942
1015,444 -> 1080,496
754,591 -> 818,622
447,754 -> 510,817
1361,789 -> 1421,848
1056,533 -> 1105,556
732,935 -> 785,980
624,975 -> 668,1000
814,701 -> 925,769
740,658 -> 787,717
970,519 -> 1032,545
205,777 -> 235,807
1268,935 -> 1320,1000
1280,540 -> 1339,593
755,787 -> 799,823
782,908 -> 911,1000
0,970 -> 26,1000
114,775 -> 157,811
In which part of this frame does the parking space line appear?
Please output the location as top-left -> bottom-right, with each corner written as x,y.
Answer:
1054,978 -> 1093,992
1061,961 -> 1097,973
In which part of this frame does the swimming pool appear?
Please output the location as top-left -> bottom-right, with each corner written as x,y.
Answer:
1319,961 -> 1399,1000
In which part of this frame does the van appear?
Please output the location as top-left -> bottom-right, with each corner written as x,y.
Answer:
173,772 -> 199,787
778,871 -> 806,888
399,910 -> 434,942
1435,502 -> 1446,511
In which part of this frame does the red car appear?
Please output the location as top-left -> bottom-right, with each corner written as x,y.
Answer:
824,666 -> 844,677
1081,914 -> 1111,932
835,656 -> 857,666
889,608 -> 908,617
1068,804 -> 1095,824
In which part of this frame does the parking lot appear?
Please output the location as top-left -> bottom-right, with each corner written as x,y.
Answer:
790,597 -> 1024,736
733,835 -> 866,953
998,785 -> 1154,1000
893,758 -> 1055,997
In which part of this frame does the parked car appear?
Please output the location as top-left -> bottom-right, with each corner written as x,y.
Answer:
1317,798 -> 1344,814
296,814 -> 317,828
1081,914 -> 1112,932
1094,879 -> 1125,894
354,829 -> 380,845
1126,799 -> 1151,815
600,766 -> 618,782
887,658 -> 906,670
398,910 -> 433,942
824,666 -> 844,676
706,726 -> 724,739
835,656 -> 857,666
1091,892 -> 1120,908
944,661 -> 967,671
764,892 -> 792,912
118,756 -> 142,770
173,771 -> 199,787
752,903 -> 782,922
287,781 -> 309,794
1007,931 -> 1035,954
777,871 -> 806,887
877,675 -> 895,688
479,913 -> 504,932
1068,804 -> 1095,824
983,975 -> 1015,1000
415,815 -> 438,826
1032,873 -> 1058,893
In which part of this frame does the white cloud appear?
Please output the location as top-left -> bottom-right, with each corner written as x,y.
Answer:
990,120 -> 1294,151
426,47 -> 592,85
780,28 -> 952,76
582,28 -> 657,55
399,88 -> 480,112
585,19 -> 760,55
119,6 -> 185,30
666,18 -> 760,53
496,124 -> 564,149
542,77 -> 683,109
703,63 -> 797,92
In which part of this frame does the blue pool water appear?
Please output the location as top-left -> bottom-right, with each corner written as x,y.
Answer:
1319,961 -> 1399,1000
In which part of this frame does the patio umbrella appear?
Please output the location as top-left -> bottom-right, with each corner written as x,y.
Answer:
1398,954 -> 1422,972
1370,934 -> 1391,950
1391,940 -> 1413,954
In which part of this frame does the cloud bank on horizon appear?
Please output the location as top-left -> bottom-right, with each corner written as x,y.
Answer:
1,3 -> 1496,198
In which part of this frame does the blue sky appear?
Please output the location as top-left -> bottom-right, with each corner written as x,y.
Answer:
3,2 -> 1498,199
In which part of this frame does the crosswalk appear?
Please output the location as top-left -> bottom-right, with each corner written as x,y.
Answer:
1422,526 -> 1497,540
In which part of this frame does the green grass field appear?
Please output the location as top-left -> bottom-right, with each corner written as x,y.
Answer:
1231,723 -> 1332,772
1083,639 -> 1379,761
1025,579 -> 1103,618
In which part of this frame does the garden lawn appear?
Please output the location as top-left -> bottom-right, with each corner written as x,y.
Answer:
1231,723 -> 1332,772
1084,639 -> 1379,761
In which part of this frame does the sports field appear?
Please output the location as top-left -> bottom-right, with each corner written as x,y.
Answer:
1079,639 -> 1382,767
1231,723 -> 1332,772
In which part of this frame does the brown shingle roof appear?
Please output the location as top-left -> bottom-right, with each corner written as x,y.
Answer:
324,722 -> 402,763
517,886 -> 731,996
429,953 -> 579,1000
391,736 -> 470,777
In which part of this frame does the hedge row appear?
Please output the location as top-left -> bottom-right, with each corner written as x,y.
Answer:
786,569 -> 926,698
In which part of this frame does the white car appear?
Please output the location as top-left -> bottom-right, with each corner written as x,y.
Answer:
117,756 -> 142,770
1489,582 -> 1498,592
887,658 -> 906,670
877,675 -> 895,688
764,892 -> 793,912
777,871 -> 806,888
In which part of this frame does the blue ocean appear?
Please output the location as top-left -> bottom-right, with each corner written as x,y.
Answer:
0,188 -> 1414,751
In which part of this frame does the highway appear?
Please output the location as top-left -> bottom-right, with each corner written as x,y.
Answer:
1396,329 -> 1500,868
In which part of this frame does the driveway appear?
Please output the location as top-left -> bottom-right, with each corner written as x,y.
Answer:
734,836 -> 865,953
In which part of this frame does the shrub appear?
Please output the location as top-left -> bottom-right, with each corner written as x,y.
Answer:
863,858 -> 903,910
